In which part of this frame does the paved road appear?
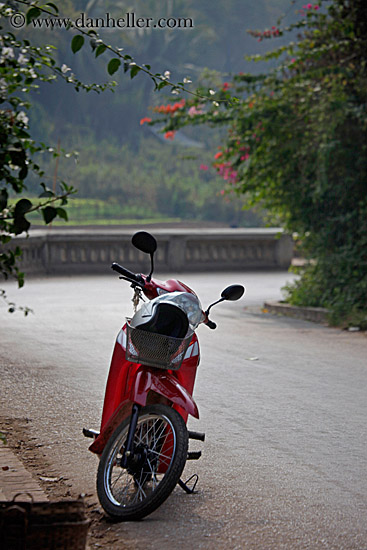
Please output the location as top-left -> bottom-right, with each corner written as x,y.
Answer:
1,272 -> 367,549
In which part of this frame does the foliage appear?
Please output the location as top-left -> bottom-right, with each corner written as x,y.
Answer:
0,1 -> 116,300
25,136 -> 261,226
0,0 -> 204,311
149,0 -> 367,325
0,5 -> 73,298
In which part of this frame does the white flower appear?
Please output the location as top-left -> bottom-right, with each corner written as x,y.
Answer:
61,64 -> 71,74
0,4 -> 5,9
1,47 -> 14,59
209,89 -> 215,95
183,77 -> 192,84
163,70 -> 170,79
16,111 -> 29,126
171,89 -> 179,95
212,101 -> 219,107
18,54 -> 29,65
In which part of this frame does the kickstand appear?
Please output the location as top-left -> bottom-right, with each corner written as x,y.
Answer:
178,474 -> 199,494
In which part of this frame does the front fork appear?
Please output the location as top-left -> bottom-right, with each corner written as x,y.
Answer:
121,403 -> 141,468
120,402 -> 205,494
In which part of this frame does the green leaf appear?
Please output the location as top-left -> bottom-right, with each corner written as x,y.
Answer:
71,35 -> 84,54
44,2 -> 59,14
12,216 -> 30,235
39,182 -> 54,198
42,206 -> 57,224
95,44 -> 107,58
14,199 -> 32,215
130,65 -> 141,79
56,207 -> 68,221
39,190 -> 54,198
17,271 -> 25,288
157,81 -> 169,90
26,7 -> 41,25
107,58 -> 121,75
0,189 -> 8,211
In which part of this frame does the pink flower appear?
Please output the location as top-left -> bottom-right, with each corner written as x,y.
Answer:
199,164 -> 209,171
188,105 -> 203,117
164,131 -> 176,140
240,153 -> 249,161
220,190 -> 225,195
140,117 -> 152,125
314,4 -> 319,9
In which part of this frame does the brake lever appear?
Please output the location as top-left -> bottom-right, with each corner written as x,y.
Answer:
206,319 -> 217,330
119,275 -> 145,288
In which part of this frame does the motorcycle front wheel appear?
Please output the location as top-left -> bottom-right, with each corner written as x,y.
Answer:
96,404 -> 188,521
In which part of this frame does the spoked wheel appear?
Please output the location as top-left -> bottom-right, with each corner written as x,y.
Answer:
97,404 -> 188,521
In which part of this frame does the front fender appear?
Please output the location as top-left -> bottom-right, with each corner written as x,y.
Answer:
89,367 -> 199,455
132,368 -> 199,419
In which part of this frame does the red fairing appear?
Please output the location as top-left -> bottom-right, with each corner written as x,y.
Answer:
142,276 -> 197,299
90,323 -> 201,454
131,369 -> 199,418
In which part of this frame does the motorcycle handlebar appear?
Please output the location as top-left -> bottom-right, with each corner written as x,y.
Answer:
111,263 -> 144,285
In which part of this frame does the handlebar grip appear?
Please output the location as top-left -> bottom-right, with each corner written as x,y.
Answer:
111,262 -> 141,283
206,319 -> 217,330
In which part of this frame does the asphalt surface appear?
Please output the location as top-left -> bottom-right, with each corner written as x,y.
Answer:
1,272 -> 367,549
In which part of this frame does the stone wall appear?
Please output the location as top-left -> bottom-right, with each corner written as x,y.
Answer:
12,228 -> 293,275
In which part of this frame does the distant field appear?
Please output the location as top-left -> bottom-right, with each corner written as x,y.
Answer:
11,198 -> 181,226
10,197 -> 255,228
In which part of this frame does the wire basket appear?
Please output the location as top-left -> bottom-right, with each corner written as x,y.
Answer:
126,321 -> 193,370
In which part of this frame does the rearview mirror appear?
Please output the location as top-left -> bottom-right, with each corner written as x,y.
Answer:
221,285 -> 245,301
132,231 -> 157,255
206,284 -> 245,315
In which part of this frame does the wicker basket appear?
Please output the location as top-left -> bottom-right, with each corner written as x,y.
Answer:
0,495 -> 90,550
126,321 -> 193,370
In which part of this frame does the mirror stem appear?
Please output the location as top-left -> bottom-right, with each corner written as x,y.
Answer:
146,253 -> 154,283
206,297 -> 225,316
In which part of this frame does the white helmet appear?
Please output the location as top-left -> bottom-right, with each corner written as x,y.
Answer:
130,291 -> 204,338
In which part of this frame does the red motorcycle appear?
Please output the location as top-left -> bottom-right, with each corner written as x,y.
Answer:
83,231 -> 244,520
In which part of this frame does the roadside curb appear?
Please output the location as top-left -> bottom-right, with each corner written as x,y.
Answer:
0,443 -> 48,502
264,301 -> 330,325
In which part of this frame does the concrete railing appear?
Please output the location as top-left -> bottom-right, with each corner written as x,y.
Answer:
13,227 -> 293,275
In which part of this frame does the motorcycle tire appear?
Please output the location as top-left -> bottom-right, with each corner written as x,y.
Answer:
96,403 -> 188,521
